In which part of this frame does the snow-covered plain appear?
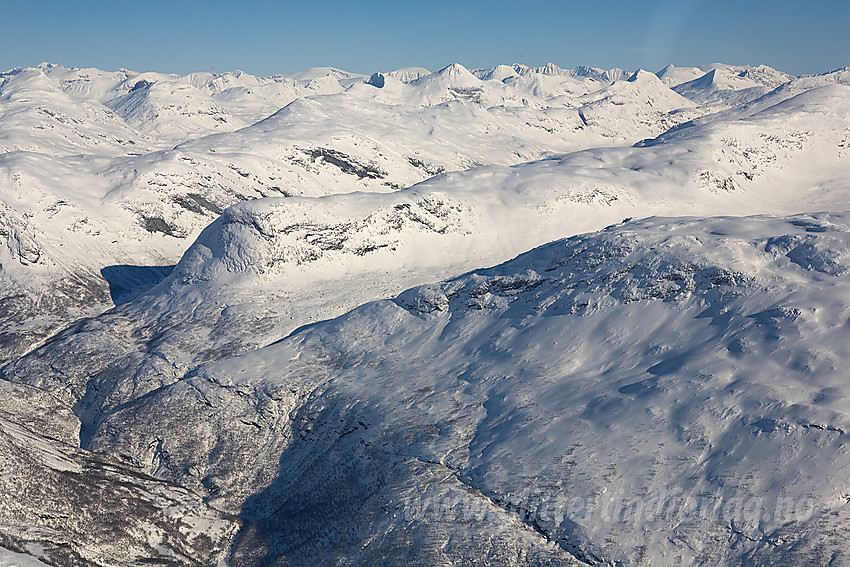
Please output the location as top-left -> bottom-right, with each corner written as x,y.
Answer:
0,60 -> 849,565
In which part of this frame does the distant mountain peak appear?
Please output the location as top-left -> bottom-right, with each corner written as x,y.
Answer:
539,62 -> 563,75
571,65 -> 628,83
627,69 -> 657,83
437,62 -> 475,78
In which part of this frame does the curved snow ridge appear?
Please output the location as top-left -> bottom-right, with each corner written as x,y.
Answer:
580,69 -> 695,109
163,170 -> 640,291
383,67 -> 431,83
170,191 -> 477,282
353,61 -> 668,114
105,80 -> 243,144
634,84 -> 850,180
428,63 -> 483,86
655,64 -> 706,88
745,82 -> 850,120
570,65 -> 629,83
0,68 -> 149,157
575,70 -> 698,139
672,64 -> 794,109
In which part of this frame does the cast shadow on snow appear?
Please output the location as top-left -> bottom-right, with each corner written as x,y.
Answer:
100,264 -> 175,305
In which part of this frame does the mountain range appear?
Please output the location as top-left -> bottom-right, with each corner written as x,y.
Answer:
0,60 -> 849,566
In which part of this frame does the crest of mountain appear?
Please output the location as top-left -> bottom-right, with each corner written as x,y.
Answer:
655,63 -> 705,87
777,65 -> 850,94
674,64 -> 794,108
576,68 -> 698,138
384,66 -> 431,83
537,62 -> 565,75
570,65 -> 629,83
467,64 -> 605,101
735,64 -> 795,88
699,65 -> 850,126
105,79 -> 243,146
203,77 -> 317,124
810,65 -> 850,82
414,62 -> 482,88
285,66 -> 366,86
699,62 -> 794,87
184,68 -> 267,93
31,65 -> 330,126
37,64 -> 137,102
0,68 -> 148,156
659,66 -> 849,128
472,64 -> 520,81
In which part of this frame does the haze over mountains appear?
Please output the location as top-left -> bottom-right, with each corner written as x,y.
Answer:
0,59 -> 849,566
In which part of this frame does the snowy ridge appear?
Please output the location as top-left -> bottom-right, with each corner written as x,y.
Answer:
105,79 -> 243,144
672,64 -> 794,109
655,63 -> 706,87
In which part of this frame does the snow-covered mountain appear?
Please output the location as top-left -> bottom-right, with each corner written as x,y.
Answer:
92,211 -> 850,566
0,60 -> 718,362
1,59 -> 849,566
6,80 -> 847,423
672,64 -> 795,109
655,63 -> 706,87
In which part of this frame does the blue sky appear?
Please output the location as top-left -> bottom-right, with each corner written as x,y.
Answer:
1,0 -> 848,76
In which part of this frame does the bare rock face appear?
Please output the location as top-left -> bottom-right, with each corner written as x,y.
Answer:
0,423 -> 240,567
0,378 -> 240,566
0,380 -> 80,445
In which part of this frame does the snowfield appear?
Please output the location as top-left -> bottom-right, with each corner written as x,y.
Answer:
0,60 -> 849,566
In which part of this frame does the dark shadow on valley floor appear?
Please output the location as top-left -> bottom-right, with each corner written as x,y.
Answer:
100,264 -> 175,305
